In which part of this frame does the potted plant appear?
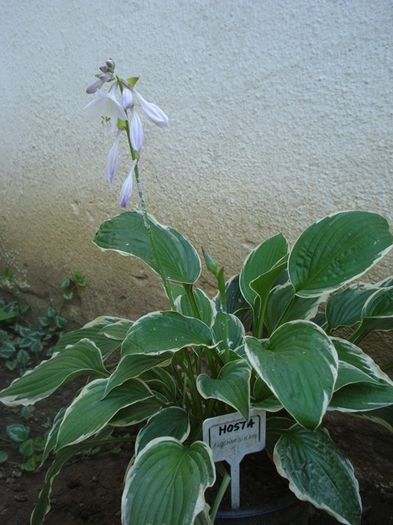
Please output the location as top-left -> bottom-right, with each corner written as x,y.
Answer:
1,60 -> 393,525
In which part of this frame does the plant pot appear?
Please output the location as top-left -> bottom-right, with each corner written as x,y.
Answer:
208,451 -> 309,525
215,492 -> 309,525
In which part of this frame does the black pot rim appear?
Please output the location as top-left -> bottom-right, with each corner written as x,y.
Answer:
216,491 -> 299,519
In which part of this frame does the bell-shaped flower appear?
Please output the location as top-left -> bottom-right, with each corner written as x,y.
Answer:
130,111 -> 144,151
105,132 -> 122,182
134,90 -> 169,127
122,87 -> 134,110
119,160 -> 137,208
85,88 -> 127,122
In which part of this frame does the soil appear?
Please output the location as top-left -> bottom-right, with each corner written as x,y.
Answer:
0,369 -> 392,525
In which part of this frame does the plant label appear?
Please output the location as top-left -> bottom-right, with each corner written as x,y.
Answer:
202,409 -> 266,509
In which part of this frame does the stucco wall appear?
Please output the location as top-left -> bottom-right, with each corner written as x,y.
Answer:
0,0 -> 392,323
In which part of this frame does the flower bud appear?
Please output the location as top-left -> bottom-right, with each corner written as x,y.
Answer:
105,134 -> 121,182
130,111 -> 144,151
202,249 -> 219,277
86,78 -> 105,94
97,73 -> 112,82
106,59 -> 115,72
122,87 -> 134,110
99,64 -> 110,73
119,160 -> 136,208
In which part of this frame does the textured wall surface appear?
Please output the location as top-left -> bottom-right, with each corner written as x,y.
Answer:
0,0 -> 392,322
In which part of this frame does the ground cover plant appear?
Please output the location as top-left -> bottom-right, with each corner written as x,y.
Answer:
1,60 -> 393,525
0,269 -> 89,475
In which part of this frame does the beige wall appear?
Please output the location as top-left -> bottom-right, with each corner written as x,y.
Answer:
1,0 -> 392,323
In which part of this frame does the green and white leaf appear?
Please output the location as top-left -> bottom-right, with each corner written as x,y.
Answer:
122,311 -> 213,355
326,284 -> 377,332
42,407 -> 67,462
101,319 -> 133,340
94,210 -> 201,284
252,377 -> 283,412
121,437 -> 215,525
357,406 -> 393,433
104,353 -> 173,397
176,288 -> 216,327
329,382 -> 393,412
31,429 -> 113,525
141,366 -> 177,402
274,425 -> 361,525
54,317 -> 122,357
109,398 -> 165,427
252,397 -> 284,412
289,211 -> 393,298
246,321 -> 338,429
194,505 -> 214,525
333,338 -> 392,391
265,282 -> 323,334
56,378 -> 152,450
135,407 -> 190,454
250,259 -> 287,299
359,285 -> 393,332
239,233 -> 288,306
0,339 -> 108,406
212,312 -> 245,352
31,445 -> 85,525
197,360 -> 251,419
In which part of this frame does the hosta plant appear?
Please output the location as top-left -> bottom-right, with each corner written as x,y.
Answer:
1,60 -> 393,525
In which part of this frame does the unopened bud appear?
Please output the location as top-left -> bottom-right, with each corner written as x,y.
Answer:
97,73 -> 112,82
130,111 -> 144,151
202,249 -> 219,276
119,160 -> 136,208
99,64 -> 110,73
106,59 -> 115,72
122,87 -> 134,110
86,78 -> 105,94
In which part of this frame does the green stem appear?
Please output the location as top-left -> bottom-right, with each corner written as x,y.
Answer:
171,364 -> 185,401
207,348 -> 219,378
183,283 -> 201,319
255,297 -> 268,339
211,463 -> 231,521
217,268 -> 226,313
123,115 -> 175,309
184,350 -> 203,417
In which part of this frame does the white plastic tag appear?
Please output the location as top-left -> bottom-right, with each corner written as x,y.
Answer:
202,409 -> 266,509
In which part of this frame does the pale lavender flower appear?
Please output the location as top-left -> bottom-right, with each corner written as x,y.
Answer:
122,87 -> 134,110
84,89 -> 127,122
130,111 -> 144,151
134,90 -> 169,127
105,132 -> 122,182
119,160 -> 137,208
